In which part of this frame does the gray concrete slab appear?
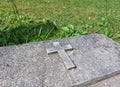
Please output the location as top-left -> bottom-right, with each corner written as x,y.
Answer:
0,34 -> 120,87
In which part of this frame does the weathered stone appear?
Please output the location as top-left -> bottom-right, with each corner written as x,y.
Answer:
0,34 -> 120,87
88,74 -> 120,87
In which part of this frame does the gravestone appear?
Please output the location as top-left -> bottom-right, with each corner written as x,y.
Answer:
0,34 -> 120,87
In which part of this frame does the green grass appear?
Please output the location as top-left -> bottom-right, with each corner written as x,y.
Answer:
0,0 -> 120,46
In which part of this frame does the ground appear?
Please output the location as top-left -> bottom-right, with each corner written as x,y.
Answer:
0,0 -> 120,46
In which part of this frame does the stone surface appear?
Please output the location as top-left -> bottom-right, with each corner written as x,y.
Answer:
0,34 -> 120,87
88,74 -> 120,87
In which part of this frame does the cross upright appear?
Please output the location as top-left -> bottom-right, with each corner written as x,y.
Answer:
46,42 -> 76,70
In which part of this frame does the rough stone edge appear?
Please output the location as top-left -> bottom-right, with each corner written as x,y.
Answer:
71,65 -> 120,87
1,34 -> 119,48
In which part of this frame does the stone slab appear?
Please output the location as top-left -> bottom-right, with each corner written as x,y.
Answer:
0,34 -> 120,87
88,74 -> 120,87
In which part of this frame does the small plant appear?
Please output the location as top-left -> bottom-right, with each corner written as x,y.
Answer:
105,0 -> 108,16
6,0 -> 21,22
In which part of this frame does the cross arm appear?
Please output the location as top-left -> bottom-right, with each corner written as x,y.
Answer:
46,48 -> 57,54
63,44 -> 73,50
46,42 -> 73,54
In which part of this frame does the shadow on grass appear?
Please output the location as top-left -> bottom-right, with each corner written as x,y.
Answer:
0,20 -> 57,47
